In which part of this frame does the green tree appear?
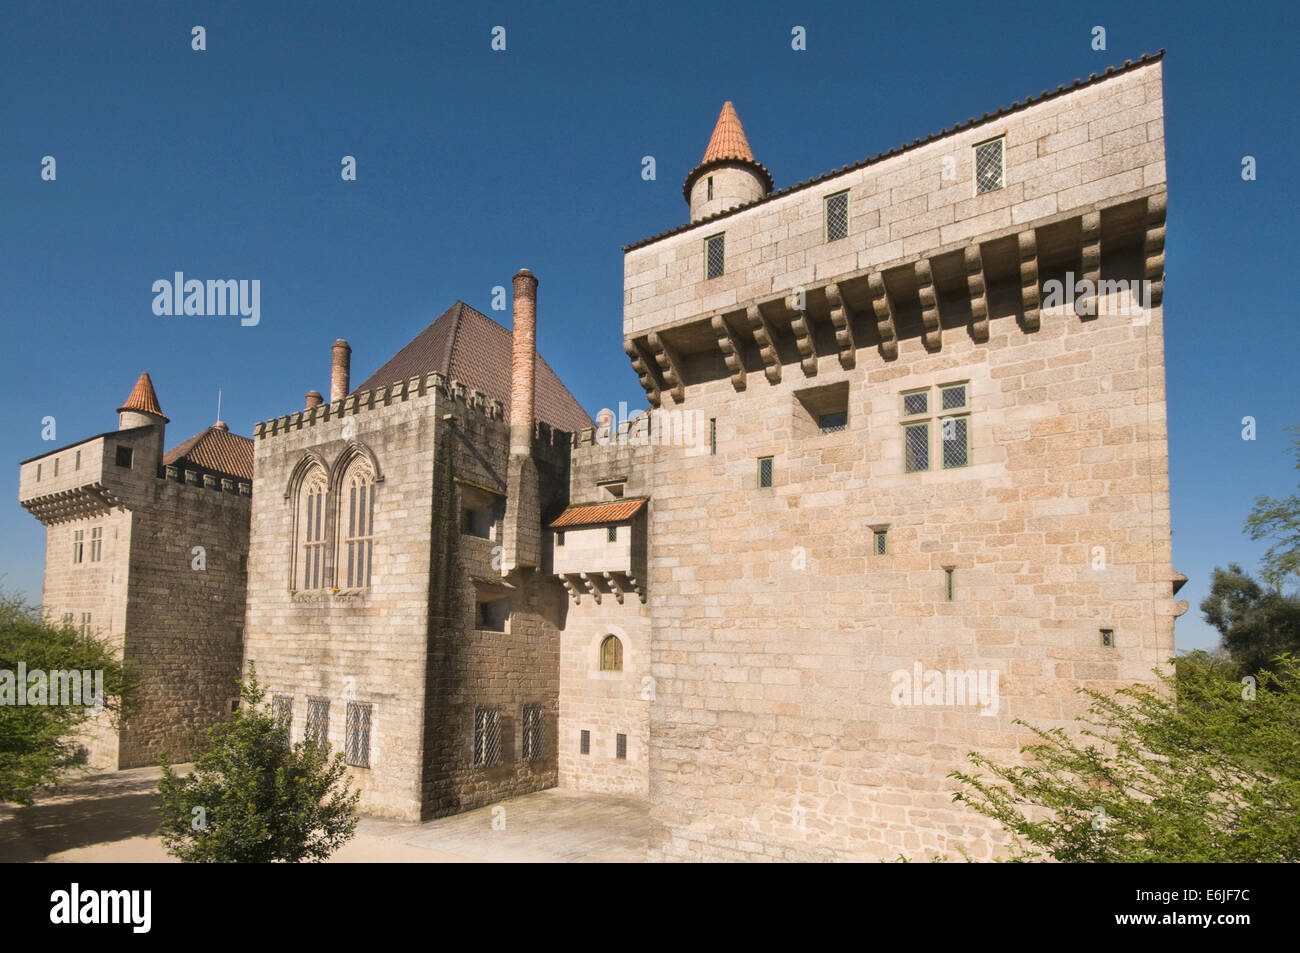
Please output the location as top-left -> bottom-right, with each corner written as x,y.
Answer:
1201,563 -> 1300,676
156,668 -> 359,862
1245,424 -> 1300,587
0,590 -> 128,806
950,657 -> 1300,862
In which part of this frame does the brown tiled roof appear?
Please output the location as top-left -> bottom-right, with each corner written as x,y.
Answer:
353,301 -> 593,434
632,51 -> 1166,251
550,498 -> 646,528
682,101 -> 774,201
117,372 -> 168,422
163,423 -> 254,481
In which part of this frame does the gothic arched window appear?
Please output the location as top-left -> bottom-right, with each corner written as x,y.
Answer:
340,464 -> 375,589
299,471 -> 328,590
600,635 -> 623,672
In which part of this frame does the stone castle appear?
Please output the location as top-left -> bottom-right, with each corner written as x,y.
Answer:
18,52 -> 1184,860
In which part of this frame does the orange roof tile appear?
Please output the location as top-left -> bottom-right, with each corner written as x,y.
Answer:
117,372 -> 168,422
163,423 -> 254,481
683,102 -> 773,201
550,498 -> 646,528
700,102 -> 755,165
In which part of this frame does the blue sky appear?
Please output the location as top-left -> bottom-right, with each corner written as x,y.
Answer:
1,0 -> 1296,652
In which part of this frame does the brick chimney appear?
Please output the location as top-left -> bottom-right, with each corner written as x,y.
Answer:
509,269 -> 537,454
502,269 -> 541,574
331,340 -> 351,403
305,390 -> 323,410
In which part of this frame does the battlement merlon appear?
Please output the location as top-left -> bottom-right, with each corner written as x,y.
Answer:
621,55 -> 1167,405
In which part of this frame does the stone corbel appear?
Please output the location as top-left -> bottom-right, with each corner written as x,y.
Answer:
561,575 -> 581,604
824,282 -> 857,370
867,273 -> 898,360
964,245 -> 990,341
1078,211 -> 1101,319
647,332 -> 686,404
1018,229 -> 1041,331
1143,193 -> 1167,307
784,294 -> 817,376
623,336 -> 662,408
579,572 -> 602,605
747,303 -> 782,384
915,259 -> 941,350
711,314 -> 747,391
603,571 -> 625,605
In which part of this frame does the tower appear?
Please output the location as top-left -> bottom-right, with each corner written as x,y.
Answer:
116,372 -> 168,473
683,102 -> 773,222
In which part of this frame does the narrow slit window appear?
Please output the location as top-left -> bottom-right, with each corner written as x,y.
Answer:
825,190 -> 849,242
72,530 -> 84,565
1100,629 -> 1115,648
580,729 -> 591,756
555,530 -> 565,547
975,138 -> 1005,194
710,418 -> 717,455
944,568 -> 955,602
705,234 -> 725,279
873,529 -> 888,556
607,525 -> 618,543
616,734 -> 627,760
758,456 -> 774,489
90,527 -> 103,562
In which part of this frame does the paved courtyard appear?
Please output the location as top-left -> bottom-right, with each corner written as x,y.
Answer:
0,767 -> 648,863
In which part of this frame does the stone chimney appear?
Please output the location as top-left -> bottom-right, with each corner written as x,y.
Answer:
502,269 -> 542,574
305,390 -> 323,410
509,269 -> 538,454
331,340 -> 351,403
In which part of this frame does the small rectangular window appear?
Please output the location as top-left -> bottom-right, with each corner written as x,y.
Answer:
474,707 -> 501,767
903,423 -> 930,473
757,456 -> 774,489
72,529 -> 84,564
818,411 -> 847,434
115,445 -> 133,469
873,529 -> 888,556
941,384 -> 968,411
705,233 -> 725,280
346,702 -> 372,768
90,527 -> 103,562
522,704 -> 543,761
825,190 -> 849,242
1100,629 -> 1115,648
305,697 -> 330,751
555,531 -> 565,547
902,391 -> 929,418
75,450 -> 81,470
941,415 -> 970,469
79,612 -> 91,635
707,176 -> 714,201
580,729 -> 591,756
616,733 -> 627,760
975,137 -> 1005,194
944,568 -> 955,602
36,463 -> 41,481
53,458 -> 59,477
607,525 -> 618,543
476,599 -> 508,632
710,418 -> 717,455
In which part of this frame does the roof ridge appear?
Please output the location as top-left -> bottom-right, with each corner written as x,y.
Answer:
630,51 -> 1165,252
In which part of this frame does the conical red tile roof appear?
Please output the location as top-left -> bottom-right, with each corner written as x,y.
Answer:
683,102 -> 773,201
117,372 -> 168,422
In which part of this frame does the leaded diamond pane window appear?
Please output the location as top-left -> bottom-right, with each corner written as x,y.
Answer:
942,415 -> 970,469
902,391 -> 929,417
904,423 -> 930,473
874,530 -> 888,556
305,696 -> 329,751
346,702 -> 372,767
975,138 -> 1004,195
474,707 -> 501,767
758,456 -> 774,488
580,729 -> 591,755
818,411 -> 847,434
941,384 -> 968,411
705,234 -> 725,279
825,191 -> 849,242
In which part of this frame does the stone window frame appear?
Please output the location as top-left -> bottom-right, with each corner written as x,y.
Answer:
89,526 -> 103,562
973,135 -> 1006,196
901,382 -> 972,473
521,703 -> 544,761
72,529 -> 84,565
871,526 -> 889,556
757,455 -> 774,489
285,442 -> 384,593
600,634 -> 623,672
345,701 -> 373,768
704,233 -> 726,280
824,189 -> 850,242
590,627 -> 632,681
305,696 -> 330,752
338,463 -> 376,590
473,706 -> 502,767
